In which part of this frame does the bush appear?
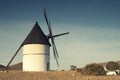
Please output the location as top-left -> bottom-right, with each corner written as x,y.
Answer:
81,63 -> 106,76
106,61 -> 120,71
70,65 -> 77,71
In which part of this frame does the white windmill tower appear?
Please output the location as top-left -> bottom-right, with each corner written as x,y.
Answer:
22,22 -> 51,71
6,9 -> 69,71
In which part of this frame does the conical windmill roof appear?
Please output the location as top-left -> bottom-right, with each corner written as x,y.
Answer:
22,22 -> 51,46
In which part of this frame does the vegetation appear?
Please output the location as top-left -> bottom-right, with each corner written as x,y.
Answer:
106,61 -> 120,71
81,63 -> 106,76
70,65 -> 77,71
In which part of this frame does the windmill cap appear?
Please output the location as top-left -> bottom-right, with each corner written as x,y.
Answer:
22,22 -> 51,46
36,22 -> 38,24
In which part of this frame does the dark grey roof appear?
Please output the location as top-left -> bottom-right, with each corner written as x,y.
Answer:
22,22 -> 50,46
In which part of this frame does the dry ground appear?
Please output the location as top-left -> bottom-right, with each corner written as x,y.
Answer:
0,71 -> 120,80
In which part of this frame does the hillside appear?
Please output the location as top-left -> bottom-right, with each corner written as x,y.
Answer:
7,60 -> 120,71
0,64 -> 6,70
98,61 -> 120,66
9,62 -> 22,70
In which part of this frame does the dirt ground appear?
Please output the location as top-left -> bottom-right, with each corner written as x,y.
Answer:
0,71 -> 120,80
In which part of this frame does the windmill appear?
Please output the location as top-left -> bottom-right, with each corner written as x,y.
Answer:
6,9 -> 69,71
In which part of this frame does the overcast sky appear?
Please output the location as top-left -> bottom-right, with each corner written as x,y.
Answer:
0,0 -> 120,70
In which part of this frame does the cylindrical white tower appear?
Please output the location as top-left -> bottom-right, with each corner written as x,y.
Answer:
23,44 -> 50,71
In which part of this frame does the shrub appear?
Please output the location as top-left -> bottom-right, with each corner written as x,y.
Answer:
70,65 -> 77,71
81,63 -> 106,76
106,61 -> 120,71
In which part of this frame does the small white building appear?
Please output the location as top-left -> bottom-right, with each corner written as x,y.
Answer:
106,71 -> 117,75
103,66 -> 120,75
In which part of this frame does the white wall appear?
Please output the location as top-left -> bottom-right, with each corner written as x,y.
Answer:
106,71 -> 117,75
23,44 -> 50,71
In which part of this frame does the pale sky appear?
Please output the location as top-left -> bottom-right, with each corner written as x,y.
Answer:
0,0 -> 120,70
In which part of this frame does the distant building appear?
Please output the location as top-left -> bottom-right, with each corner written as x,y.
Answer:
103,66 -> 120,75
106,71 -> 117,75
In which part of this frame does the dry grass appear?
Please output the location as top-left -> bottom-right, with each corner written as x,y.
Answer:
0,71 -> 120,80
